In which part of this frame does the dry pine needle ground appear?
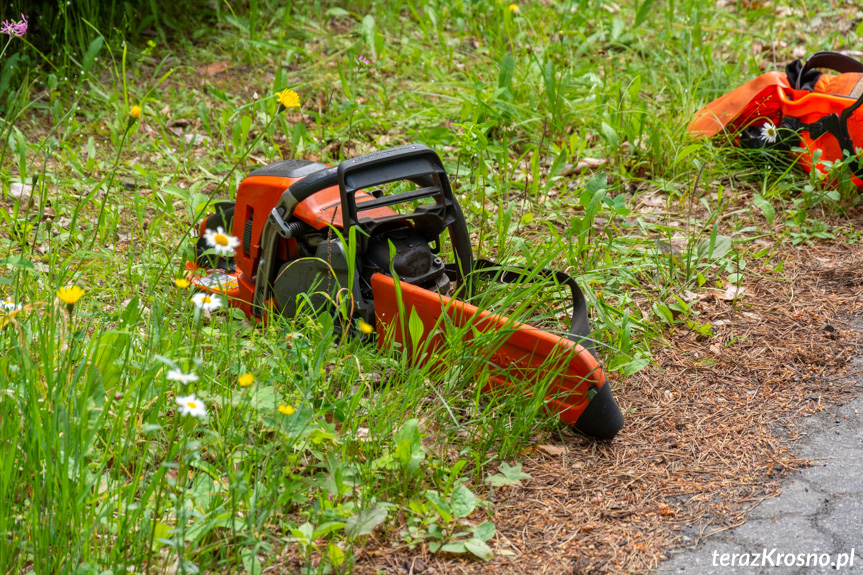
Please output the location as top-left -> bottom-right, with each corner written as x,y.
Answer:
331,212 -> 863,575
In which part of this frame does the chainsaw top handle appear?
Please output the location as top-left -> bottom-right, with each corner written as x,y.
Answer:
286,144 -> 472,271
254,144 -> 475,316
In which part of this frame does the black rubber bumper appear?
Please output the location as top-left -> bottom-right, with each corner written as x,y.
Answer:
573,383 -> 624,440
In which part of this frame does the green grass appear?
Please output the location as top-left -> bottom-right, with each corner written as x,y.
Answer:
1,0 -> 861,572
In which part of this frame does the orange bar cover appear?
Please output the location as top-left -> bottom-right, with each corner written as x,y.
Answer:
371,273 -> 607,426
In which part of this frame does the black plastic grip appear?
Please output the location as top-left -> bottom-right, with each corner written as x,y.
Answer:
797,51 -> 863,89
337,145 -> 445,226
285,166 -> 338,207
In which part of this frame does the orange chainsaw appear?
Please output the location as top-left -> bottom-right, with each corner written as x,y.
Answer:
689,51 -> 863,186
188,144 -> 623,439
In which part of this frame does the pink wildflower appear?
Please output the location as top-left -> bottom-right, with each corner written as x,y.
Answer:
0,14 -> 28,37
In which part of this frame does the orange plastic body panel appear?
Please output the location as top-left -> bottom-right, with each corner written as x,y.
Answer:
293,188 -> 398,229
191,171 -> 400,318
689,72 -> 791,138
232,175 -> 313,280
772,84 -> 863,182
371,273 -> 606,426
690,71 -> 863,185
814,72 -> 863,98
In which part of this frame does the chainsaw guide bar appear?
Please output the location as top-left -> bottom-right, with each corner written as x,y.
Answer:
188,144 -> 623,439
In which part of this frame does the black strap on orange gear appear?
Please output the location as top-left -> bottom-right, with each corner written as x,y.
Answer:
779,52 -> 863,177
795,51 -> 863,89
787,91 -> 863,177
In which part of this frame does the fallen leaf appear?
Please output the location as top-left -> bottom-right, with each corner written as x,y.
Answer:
198,61 -> 229,76
658,504 -> 676,517
638,190 -> 666,210
719,283 -> 747,300
9,182 -> 32,202
567,157 -> 607,174
682,291 -> 704,302
538,444 -> 566,456
184,133 -> 210,146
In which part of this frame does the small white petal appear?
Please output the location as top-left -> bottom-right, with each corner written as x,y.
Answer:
191,292 -> 223,312
176,394 -> 207,418
760,121 -> 778,144
203,226 -> 241,256
166,369 -> 199,384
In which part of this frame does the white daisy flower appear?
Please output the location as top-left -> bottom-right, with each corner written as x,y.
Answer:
176,394 -> 207,418
166,369 -> 199,384
191,292 -> 222,312
203,226 -> 241,256
1,298 -> 21,312
760,121 -> 778,144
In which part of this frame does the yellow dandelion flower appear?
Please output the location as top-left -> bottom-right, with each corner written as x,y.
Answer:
239,373 -> 254,387
129,105 -> 142,120
175,278 -> 191,288
278,404 -> 295,415
357,318 -> 374,335
276,89 -> 300,109
508,4 -> 520,12
57,285 -> 85,306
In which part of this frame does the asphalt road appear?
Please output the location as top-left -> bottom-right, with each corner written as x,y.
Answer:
661,353 -> 863,575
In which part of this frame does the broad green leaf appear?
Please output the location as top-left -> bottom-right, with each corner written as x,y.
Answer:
294,522 -> 314,541
474,521 -> 496,542
600,122 -> 619,148
652,303 -> 673,325
393,418 -> 424,474
425,490 -> 452,522
152,522 -> 171,549
674,143 -> 701,165
325,7 -> 350,18
313,521 -> 346,539
498,52 -> 515,92
699,234 -> 732,260
485,462 -> 532,487
450,484 -> 477,519
361,15 -> 377,59
408,308 -> 425,356
327,543 -> 346,566
345,506 -> 387,538
441,541 -> 467,554
0,255 -> 34,270
241,547 -> 262,575
752,193 -> 775,226
465,538 -> 494,561
82,37 -> 104,75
